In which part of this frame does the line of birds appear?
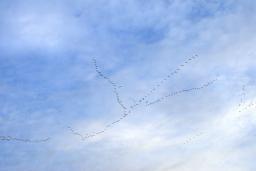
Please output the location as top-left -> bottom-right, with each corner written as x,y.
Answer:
183,131 -> 204,145
238,85 -> 247,108
146,79 -> 218,106
92,58 -> 127,110
0,135 -> 50,143
66,126 -> 89,140
129,54 -> 198,109
68,55 -> 216,140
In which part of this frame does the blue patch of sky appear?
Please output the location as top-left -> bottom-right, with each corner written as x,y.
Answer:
187,1 -> 235,23
246,67 -> 256,85
0,51 -> 100,125
108,24 -> 168,45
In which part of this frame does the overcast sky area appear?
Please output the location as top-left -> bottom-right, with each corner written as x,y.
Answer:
0,0 -> 256,171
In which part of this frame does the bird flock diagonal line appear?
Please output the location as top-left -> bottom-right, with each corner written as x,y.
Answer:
146,79 -> 218,106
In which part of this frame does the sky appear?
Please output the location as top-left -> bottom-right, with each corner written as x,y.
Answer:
0,0 -> 256,171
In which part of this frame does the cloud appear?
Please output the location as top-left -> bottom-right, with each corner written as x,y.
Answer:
0,0 -> 256,171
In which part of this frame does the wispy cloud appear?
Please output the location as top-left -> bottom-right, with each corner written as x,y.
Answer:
0,0 -> 256,171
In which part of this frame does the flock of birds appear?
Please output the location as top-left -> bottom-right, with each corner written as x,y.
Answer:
0,54 -> 218,142
181,84 -> 256,146
0,135 -> 50,143
92,58 -> 127,110
145,79 -> 218,106
183,131 -> 204,145
67,55 -> 218,140
237,85 -> 256,113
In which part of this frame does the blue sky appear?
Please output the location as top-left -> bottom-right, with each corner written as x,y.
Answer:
0,0 -> 256,171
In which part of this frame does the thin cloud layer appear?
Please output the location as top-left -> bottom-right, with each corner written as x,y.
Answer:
0,0 -> 256,171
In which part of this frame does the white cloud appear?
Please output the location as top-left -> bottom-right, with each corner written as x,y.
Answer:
1,0 -> 256,171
